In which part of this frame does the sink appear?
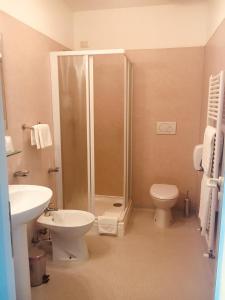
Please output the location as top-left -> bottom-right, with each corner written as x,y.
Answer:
9,185 -> 52,300
9,185 -> 52,227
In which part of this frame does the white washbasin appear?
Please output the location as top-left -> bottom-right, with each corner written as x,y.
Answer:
9,185 -> 52,227
8,185 -> 52,300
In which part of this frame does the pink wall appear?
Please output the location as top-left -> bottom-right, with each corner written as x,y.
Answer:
1,12 -> 67,205
195,18 -> 225,211
127,48 -> 204,209
1,11 -> 207,211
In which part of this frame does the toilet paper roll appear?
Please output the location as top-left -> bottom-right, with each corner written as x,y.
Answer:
5,136 -> 15,153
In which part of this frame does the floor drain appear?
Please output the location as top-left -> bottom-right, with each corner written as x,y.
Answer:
113,203 -> 122,207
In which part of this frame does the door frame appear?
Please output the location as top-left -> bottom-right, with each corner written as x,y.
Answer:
214,178 -> 225,299
0,84 -> 16,299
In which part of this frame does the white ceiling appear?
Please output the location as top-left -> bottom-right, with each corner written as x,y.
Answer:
64,0 -> 206,12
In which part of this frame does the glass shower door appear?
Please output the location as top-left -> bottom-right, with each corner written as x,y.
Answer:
92,54 -> 127,217
58,55 -> 89,210
93,54 -> 124,198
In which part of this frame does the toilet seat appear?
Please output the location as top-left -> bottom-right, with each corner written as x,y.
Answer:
150,184 -> 179,200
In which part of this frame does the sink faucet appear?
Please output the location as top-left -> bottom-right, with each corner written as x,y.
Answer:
44,207 -> 58,216
14,170 -> 30,177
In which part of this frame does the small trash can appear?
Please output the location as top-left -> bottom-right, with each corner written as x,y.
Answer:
29,247 -> 50,287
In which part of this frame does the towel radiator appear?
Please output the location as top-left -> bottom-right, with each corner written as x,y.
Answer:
204,71 -> 225,258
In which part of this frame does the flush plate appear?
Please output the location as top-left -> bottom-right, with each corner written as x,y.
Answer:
156,122 -> 177,135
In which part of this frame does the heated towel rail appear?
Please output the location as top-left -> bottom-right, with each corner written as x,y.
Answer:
204,70 -> 225,258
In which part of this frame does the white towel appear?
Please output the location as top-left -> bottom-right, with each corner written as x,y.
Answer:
202,126 -> 216,176
31,125 -> 41,149
199,174 -> 212,236
98,215 -> 118,235
31,124 -> 52,149
37,124 -> 52,149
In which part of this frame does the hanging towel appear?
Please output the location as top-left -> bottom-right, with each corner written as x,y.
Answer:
199,174 -> 212,236
31,125 -> 41,149
98,215 -> 118,235
37,124 -> 52,149
31,124 -> 52,149
202,126 -> 216,176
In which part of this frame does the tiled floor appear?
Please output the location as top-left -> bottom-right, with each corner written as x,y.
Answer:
32,209 -> 215,300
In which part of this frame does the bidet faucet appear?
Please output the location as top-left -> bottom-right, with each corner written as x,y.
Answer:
44,207 -> 58,216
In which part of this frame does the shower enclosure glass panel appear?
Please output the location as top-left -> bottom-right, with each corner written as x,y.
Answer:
93,55 -> 124,197
93,54 -> 125,216
51,50 -> 132,220
58,56 -> 89,210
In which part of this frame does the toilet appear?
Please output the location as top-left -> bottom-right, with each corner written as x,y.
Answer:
38,210 -> 95,261
150,184 -> 179,228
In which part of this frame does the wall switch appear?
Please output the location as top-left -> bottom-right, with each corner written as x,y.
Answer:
156,122 -> 177,135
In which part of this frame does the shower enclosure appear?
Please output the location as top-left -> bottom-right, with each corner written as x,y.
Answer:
50,49 -> 132,228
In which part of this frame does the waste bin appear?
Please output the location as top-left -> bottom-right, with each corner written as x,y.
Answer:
29,247 -> 50,287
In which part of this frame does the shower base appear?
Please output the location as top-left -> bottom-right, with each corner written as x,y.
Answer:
92,195 -> 133,237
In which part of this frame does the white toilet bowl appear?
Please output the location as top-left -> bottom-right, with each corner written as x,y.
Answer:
37,210 -> 95,261
150,184 -> 179,228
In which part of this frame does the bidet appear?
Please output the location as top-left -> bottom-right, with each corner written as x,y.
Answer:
38,210 -> 95,261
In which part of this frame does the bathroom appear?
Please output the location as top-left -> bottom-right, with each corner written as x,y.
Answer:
0,0 -> 225,299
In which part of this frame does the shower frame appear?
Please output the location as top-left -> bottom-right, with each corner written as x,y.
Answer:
50,49 -> 132,215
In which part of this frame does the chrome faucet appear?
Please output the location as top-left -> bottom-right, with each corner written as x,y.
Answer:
44,207 -> 58,216
13,170 -> 30,177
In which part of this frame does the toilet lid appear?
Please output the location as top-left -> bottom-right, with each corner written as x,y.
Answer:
150,184 -> 179,200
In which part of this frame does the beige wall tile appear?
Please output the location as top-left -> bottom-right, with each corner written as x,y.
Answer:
127,48 -> 204,209
0,11 -> 67,206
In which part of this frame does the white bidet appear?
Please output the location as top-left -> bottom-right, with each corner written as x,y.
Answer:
38,210 -> 95,261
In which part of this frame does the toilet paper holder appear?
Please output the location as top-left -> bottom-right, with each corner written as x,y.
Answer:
193,144 -> 203,171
